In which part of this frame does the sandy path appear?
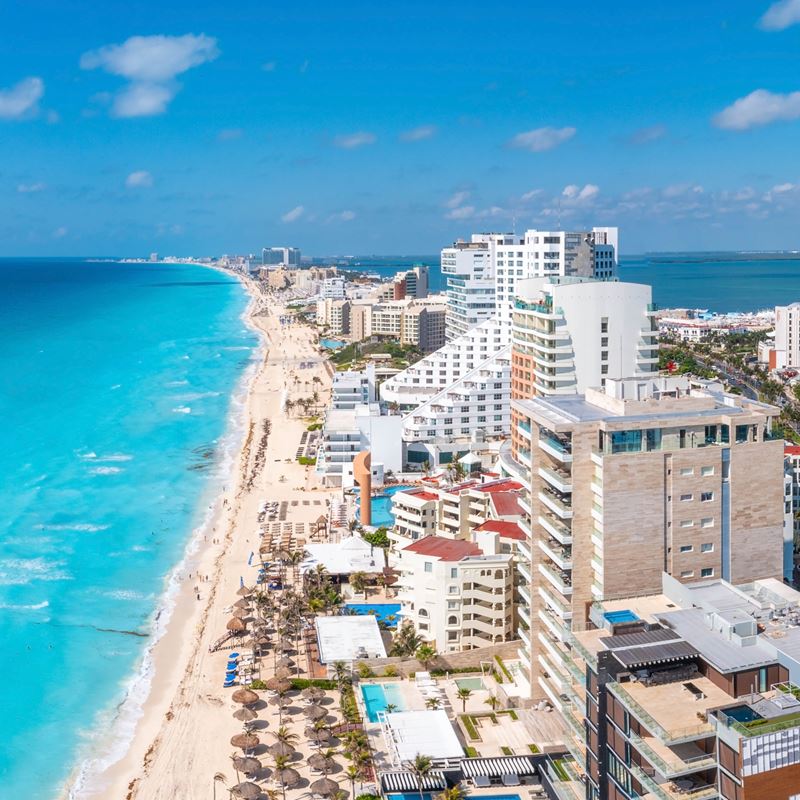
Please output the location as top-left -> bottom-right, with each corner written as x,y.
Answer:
73,280 -> 339,800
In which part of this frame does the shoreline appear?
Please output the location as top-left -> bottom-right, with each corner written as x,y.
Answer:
62,268 -> 269,799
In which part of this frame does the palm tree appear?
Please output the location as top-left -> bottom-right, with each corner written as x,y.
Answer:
212,772 -> 227,800
274,724 -> 300,749
408,753 -> 434,800
272,754 -> 291,800
437,787 -> 465,800
344,763 -> 361,798
415,644 -> 437,671
285,398 -> 295,416
332,660 -> 351,691
349,571 -> 368,598
385,703 -> 398,713
455,687 -> 472,713
425,696 -> 442,710
484,694 -> 500,711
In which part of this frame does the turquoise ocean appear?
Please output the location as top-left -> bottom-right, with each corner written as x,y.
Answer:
0,259 -> 258,798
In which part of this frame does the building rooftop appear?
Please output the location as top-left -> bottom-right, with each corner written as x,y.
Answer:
401,536 -> 482,561
395,487 -> 439,503
300,535 -> 384,576
382,709 -> 464,762
488,491 -> 523,518
315,615 -> 387,663
474,520 -> 526,541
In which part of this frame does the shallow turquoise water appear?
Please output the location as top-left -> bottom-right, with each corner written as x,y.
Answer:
361,682 -> 406,722
0,259 -> 257,797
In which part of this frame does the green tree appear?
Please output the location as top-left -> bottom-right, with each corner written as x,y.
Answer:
484,694 -> 500,711
350,571 -> 368,597
425,696 -> 442,710
414,644 -> 437,671
408,754 -> 434,800
456,687 -> 472,713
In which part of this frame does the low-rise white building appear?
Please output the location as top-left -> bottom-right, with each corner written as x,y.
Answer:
392,535 -> 514,652
331,364 -> 377,409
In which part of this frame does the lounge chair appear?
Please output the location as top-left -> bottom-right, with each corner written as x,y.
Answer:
473,776 -> 491,788
501,774 -> 521,787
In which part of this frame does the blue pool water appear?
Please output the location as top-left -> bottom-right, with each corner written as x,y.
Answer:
346,602 -> 402,627
604,610 -> 640,624
361,682 -> 406,722
320,338 -> 345,349
0,259 -> 257,798
357,484 -> 415,527
724,705 -> 764,723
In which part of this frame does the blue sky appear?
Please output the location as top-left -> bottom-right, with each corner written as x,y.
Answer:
3,0 -> 800,256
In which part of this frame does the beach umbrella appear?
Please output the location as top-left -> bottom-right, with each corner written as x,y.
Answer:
237,586 -> 255,597
268,694 -> 293,709
301,687 -> 325,702
276,656 -> 295,669
232,607 -> 250,619
268,741 -> 296,758
231,781 -> 262,800
233,707 -> 258,723
234,599 -> 251,609
265,677 -> 292,692
231,756 -> 262,775
254,634 -> 271,649
305,727 -> 332,744
310,777 -> 340,796
230,733 -> 260,751
227,617 -> 247,633
232,688 -> 259,705
274,768 -> 301,788
274,667 -> 292,680
278,640 -> 294,652
303,704 -> 327,721
308,752 -> 337,773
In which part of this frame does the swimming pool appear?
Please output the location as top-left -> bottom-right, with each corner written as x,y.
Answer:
604,609 -> 640,624
361,682 -> 406,722
723,705 -> 764,724
346,602 -> 402,627
320,338 -> 345,349
455,676 -> 485,691
357,485 -> 414,527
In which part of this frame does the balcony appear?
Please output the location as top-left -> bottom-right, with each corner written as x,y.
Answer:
538,514 -> 573,545
538,433 -> 573,463
517,537 -> 532,562
517,419 -> 532,439
538,537 -> 573,570
629,732 -> 717,779
539,561 -> 573,596
539,489 -> 573,519
539,464 -> 572,493
630,764 -> 718,800
538,607 -> 570,643
539,584 -> 573,620
518,560 -> 532,586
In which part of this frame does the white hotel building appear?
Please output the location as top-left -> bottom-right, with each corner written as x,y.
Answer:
381,227 -> 622,467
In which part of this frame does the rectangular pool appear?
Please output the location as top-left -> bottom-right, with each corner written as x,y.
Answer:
455,676 -> 485,691
604,609 -> 640,624
345,602 -> 401,628
361,682 -> 405,722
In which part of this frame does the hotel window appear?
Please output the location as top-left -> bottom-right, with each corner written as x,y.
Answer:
447,600 -> 458,609
680,544 -> 693,553
448,586 -> 458,594
450,568 -> 458,578
701,466 -> 714,476
680,467 -> 694,476
701,543 -> 714,553
680,493 -> 693,501
424,562 -> 433,573
701,518 -> 714,528
681,570 -> 694,578
701,567 -> 714,578
601,351 -> 608,361
701,492 -> 714,502
680,520 -> 694,528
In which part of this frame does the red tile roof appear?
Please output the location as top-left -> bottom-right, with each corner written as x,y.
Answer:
403,488 -> 439,502
786,445 -> 800,456
489,491 -> 523,518
474,520 -> 526,541
401,536 -> 482,561
474,478 -> 523,494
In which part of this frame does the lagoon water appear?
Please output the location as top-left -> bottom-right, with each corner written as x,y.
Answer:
0,259 -> 257,797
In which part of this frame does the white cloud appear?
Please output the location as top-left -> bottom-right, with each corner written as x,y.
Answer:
520,189 -> 543,202
328,210 -> 356,223
508,126 -> 575,152
772,182 -> 796,193
53,226 -> 68,238
445,190 -> 470,209
445,205 -> 476,220
0,77 -> 44,120
281,205 -> 305,223
80,34 -> 219,118
759,0 -> 800,30
713,89 -> 800,130
399,124 -> 437,142
125,170 -> 154,188
663,183 -> 703,198
562,184 -> 599,203
17,182 -> 45,193
333,131 -> 376,149
629,124 -> 667,144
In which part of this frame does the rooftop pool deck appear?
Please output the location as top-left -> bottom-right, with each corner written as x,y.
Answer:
345,602 -> 402,627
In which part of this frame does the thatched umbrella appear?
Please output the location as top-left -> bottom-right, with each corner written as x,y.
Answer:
237,586 -> 255,597
231,755 -> 262,775
301,687 -> 325,702
274,667 -> 292,680
231,781 -> 262,800
268,694 -> 293,710
268,741 -> 295,758
274,768 -> 301,788
230,733 -> 260,751
233,706 -> 258,723
265,676 -> 292,692
303,704 -> 327,721
305,725 -> 331,742
234,599 -> 251,609
232,688 -> 259,705
308,752 -> 337,773
278,640 -> 294,652
232,607 -> 250,619
227,617 -> 247,633
275,656 -> 295,669
310,777 -> 340,796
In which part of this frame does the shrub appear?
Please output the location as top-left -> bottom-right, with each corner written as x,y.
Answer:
501,746 -> 513,755
495,655 -> 513,682
528,744 -> 540,754
289,678 -> 336,690
298,455 -> 316,465
460,714 -> 481,741
383,664 -> 398,678
464,746 -> 480,758
356,662 -> 374,678
248,679 -> 268,690
340,684 -> 362,724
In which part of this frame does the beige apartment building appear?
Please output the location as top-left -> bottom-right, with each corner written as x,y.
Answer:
506,375 -> 785,707
316,298 -> 351,335
348,297 -> 447,353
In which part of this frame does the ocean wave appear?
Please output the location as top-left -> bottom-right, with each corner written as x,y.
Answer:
172,405 -> 192,414
0,557 -> 71,586
0,600 -> 49,611
38,523 -> 110,533
80,452 -> 133,462
165,379 -> 189,387
110,384 -> 121,390
220,345 -> 252,351
88,466 -> 123,476
101,589 -> 149,602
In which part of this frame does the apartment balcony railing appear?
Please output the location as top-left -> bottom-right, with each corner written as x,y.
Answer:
539,607 -> 570,644
630,764 -> 717,800
539,489 -> 573,519
539,464 -> 572,493
538,433 -> 573,463
538,513 -> 573,545
518,559 -> 532,586
539,584 -> 573,620
539,537 -> 573,570
607,682 -> 713,744
629,732 -> 717,779
539,560 -> 573,596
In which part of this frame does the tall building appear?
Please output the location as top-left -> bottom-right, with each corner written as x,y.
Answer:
507,375 -> 785,714
561,574 -> 800,800
262,246 -> 301,266
441,234 -> 508,339
321,277 -> 346,299
773,302 -> 800,370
